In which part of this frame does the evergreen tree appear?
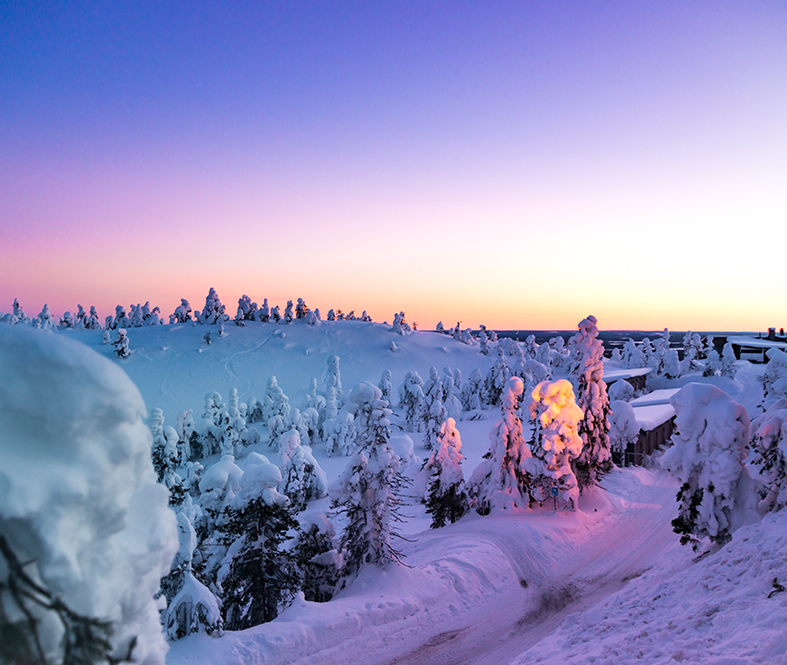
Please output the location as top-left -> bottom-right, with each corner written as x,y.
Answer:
295,298 -> 309,319
747,401 -> 787,513
461,368 -> 484,411
484,352 -> 510,406
278,429 -> 328,510
198,288 -> 225,325
171,298 -> 193,323
528,379 -> 585,509
113,329 -> 131,358
423,418 -> 468,528
218,464 -> 300,629
293,512 -> 340,603
330,398 -> 407,578
398,371 -> 424,432
568,315 -> 612,490
721,342 -> 737,378
379,369 -> 393,404
468,377 -> 533,513
284,300 -> 294,323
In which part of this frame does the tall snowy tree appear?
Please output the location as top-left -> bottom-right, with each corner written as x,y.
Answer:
469,377 -> 533,513
378,369 -> 393,404
217,463 -> 300,629
329,398 -> 407,578
423,418 -> 468,528
198,288 -> 226,325
278,429 -> 328,510
568,315 -> 611,490
398,371 -> 424,432
293,512 -> 340,603
660,383 -> 750,550
749,400 -> 787,513
528,379 -> 585,509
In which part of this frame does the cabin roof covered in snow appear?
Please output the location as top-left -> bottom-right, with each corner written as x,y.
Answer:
632,403 -> 676,431
727,336 -> 787,350
630,389 -> 682,407
602,366 -> 653,382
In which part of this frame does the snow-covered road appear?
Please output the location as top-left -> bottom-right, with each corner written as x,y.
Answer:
286,469 -> 678,665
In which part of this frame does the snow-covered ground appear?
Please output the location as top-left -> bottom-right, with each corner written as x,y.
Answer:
4,320 -> 784,664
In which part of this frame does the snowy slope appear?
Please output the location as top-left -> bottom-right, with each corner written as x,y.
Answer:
49,323 -> 785,664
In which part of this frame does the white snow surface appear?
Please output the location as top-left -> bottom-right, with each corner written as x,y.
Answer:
17,321 -> 787,665
631,403 -> 676,431
0,325 -> 177,665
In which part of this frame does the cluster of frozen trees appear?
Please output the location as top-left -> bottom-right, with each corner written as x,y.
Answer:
610,330 -> 737,380
0,289 -> 390,334
435,321 -> 497,347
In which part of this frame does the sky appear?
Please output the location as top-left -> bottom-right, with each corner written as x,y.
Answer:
1,1 -> 786,331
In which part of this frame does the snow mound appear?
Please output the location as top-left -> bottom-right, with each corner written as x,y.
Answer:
0,325 -> 177,664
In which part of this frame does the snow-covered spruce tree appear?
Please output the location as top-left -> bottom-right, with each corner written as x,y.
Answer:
469,377 -> 533,514
129,303 -> 144,328
37,303 -> 56,331
12,298 -> 29,323
443,376 -> 462,422
198,287 -> 225,325
528,379 -> 584,509
85,305 -> 101,329
295,298 -> 309,319
160,513 -> 223,640
721,342 -> 737,378
293,512 -> 340,603
303,377 -> 326,413
105,314 -> 114,330
391,311 -> 411,334
423,418 -> 468,528
660,383 -> 750,550
284,300 -> 294,323
379,369 -> 393,404
330,398 -> 408,578
278,429 -> 328,510
322,406 -> 356,457
484,351 -> 510,406
323,354 -> 343,400
113,304 -> 131,330
479,325 -> 489,355
288,407 -> 311,447
171,298 -> 193,323
398,371 -> 424,432
461,368 -> 484,411
748,400 -> 787,513
681,331 -> 703,373
423,380 -> 448,450
704,348 -> 721,377
149,408 -> 186,506
60,311 -> 74,328
436,321 -> 445,334
567,315 -> 611,490
346,382 -> 385,450
258,298 -> 270,322
217,463 -> 300,629
114,328 -> 131,358
263,375 -> 291,424
762,348 -> 787,408
177,408 -> 198,462
327,308 -> 336,321
608,400 -> 640,463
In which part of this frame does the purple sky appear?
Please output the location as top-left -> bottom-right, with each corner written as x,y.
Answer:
2,2 -> 786,330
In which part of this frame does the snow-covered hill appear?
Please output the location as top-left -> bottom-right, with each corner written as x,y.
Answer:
7,320 -> 786,665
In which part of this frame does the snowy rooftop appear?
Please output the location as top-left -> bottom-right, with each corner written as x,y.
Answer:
727,336 -> 787,350
602,366 -> 652,382
631,403 -> 676,431
630,388 -> 682,407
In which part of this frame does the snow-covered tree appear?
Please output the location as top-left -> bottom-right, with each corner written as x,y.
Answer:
721,342 -> 737,378
293,511 -> 340,603
295,298 -> 309,319
484,352 -> 510,406
263,375 -> 291,424
171,298 -> 193,323
284,300 -> 294,323
379,369 -> 393,404
704,348 -> 721,377
422,379 -> 448,450
762,348 -> 787,408
391,311 -> 411,335
479,325 -> 489,355
327,308 -> 336,321
461,368 -> 484,411
749,400 -> 787,513
608,400 -> 640,461
330,398 -> 407,578
469,377 -> 533,514
323,355 -> 343,399
85,305 -> 101,329
568,315 -> 611,490
59,310 -> 74,328
113,328 -> 131,358
278,429 -> 328,510
660,383 -> 750,550
423,418 -> 468,528
322,408 -> 356,457
398,371 -> 424,432
160,513 -> 223,640
217,463 -> 300,629
198,287 -> 225,325
12,298 -> 29,323
442,376 -> 462,422
608,379 -> 635,403
113,305 -> 131,330
37,303 -> 56,331
528,379 -> 585,509
436,321 -> 445,334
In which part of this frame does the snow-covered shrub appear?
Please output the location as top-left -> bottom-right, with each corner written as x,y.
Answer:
484,352 -> 510,406
608,400 -> 640,459
114,328 -> 131,358
528,379 -> 584,509
568,315 -> 611,490
660,383 -> 751,550
60,310 -> 74,328
322,408 -> 356,457
284,299 -> 294,323
217,463 -> 300,629
330,398 -> 407,578
0,326 -> 177,665
608,379 -> 635,402
469,377 -> 533,514
398,371 -> 424,432
171,298 -> 193,323
391,311 -> 412,335
37,303 -> 56,331
379,369 -> 393,403
422,418 -> 468,528
749,401 -> 787,513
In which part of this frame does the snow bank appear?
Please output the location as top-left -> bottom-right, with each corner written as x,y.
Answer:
0,325 -> 177,664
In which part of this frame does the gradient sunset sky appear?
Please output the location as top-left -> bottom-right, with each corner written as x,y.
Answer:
2,1 -> 785,331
